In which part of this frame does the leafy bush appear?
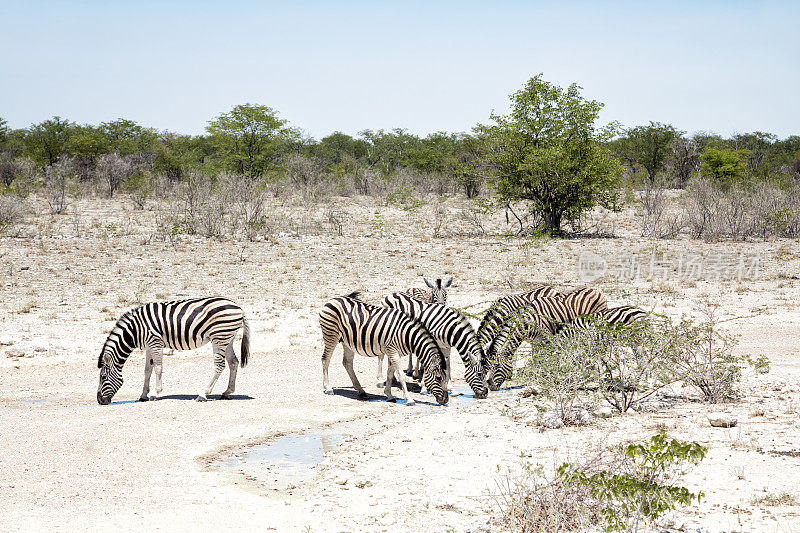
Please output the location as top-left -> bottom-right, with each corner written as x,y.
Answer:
496,433 -> 707,533
520,315 -> 688,414
517,327 -> 597,423
558,433 -> 706,532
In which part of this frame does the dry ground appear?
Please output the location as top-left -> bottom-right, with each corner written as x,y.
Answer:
1,194 -> 799,532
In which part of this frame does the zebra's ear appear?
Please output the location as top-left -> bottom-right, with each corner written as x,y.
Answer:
97,352 -> 104,368
444,277 -> 453,288
424,277 -> 435,289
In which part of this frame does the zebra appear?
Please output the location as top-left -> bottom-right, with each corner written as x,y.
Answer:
319,292 -> 449,406
486,288 -> 608,389
566,305 -> 647,330
476,285 -> 559,350
97,297 -> 250,405
378,292 -> 488,399
405,277 -> 453,305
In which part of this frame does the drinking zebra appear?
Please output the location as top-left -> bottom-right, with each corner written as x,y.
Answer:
97,297 -> 250,405
378,292 -> 488,399
405,277 -> 453,305
476,285 -> 559,350
319,292 -> 449,405
486,288 -> 608,389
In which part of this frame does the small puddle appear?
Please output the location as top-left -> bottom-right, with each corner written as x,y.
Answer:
223,433 -> 343,489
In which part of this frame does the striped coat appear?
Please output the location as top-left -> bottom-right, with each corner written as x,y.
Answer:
97,297 -> 250,404
382,292 -> 488,399
486,288 -> 608,389
319,293 -> 449,405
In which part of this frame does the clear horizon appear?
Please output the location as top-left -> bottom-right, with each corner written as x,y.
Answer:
1,0 -> 798,140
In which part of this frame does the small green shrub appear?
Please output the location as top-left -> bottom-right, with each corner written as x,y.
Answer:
558,433 -> 707,532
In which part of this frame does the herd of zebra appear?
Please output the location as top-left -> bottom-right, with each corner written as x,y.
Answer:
96,277 -> 646,406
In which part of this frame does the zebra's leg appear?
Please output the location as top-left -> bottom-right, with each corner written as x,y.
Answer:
405,353 -> 414,377
151,345 -> 164,400
341,345 -> 367,398
221,341 -> 239,399
197,344 -> 226,402
385,352 -> 414,405
376,354 -> 385,388
321,337 -> 338,395
139,347 -> 154,402
443,345 -> 453,393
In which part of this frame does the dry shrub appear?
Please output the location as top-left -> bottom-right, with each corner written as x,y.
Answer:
0,193 -> 29,230
44,158 -> 76,214
683,178 -> 800,240
495,460 -> 603,532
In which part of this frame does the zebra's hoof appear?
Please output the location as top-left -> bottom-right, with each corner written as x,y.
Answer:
220,393 -> 232,400
386,397 -> 397,403
138,396 -> 149,402
323,389 -> 334,395
357,391 -> 368,400
195,395 -> 208,402
405,399 -> 416,406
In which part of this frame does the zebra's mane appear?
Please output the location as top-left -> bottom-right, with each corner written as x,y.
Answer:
343,291 -> 362,301
98,307 -> 138,368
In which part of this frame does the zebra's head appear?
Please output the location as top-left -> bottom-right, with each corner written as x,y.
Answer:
97,348 -> 123,405
424,277 -> 452,305
422,365 -> 449,406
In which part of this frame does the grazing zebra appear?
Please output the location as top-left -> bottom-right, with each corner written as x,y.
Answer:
567,305 -> 647,330
97,297 -> 250,405
405,277 -> 453,305
319,292 -> 449,406
476,286 -> 559,350
378,292 -> 488,399
486,288 -> 608,389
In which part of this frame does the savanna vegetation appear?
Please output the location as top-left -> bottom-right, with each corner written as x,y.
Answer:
1,75 -> 799,239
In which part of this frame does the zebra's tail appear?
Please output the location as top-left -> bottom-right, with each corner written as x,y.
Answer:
241,317 -> 251,368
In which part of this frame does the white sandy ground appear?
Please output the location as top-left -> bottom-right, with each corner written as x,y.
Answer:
1,195 -> 799,531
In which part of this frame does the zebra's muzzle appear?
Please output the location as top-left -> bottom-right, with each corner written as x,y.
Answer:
97,391 -> 110,405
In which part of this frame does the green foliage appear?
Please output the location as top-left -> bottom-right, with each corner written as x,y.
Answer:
24,116 -> 78,166
610,122 -> 682,185
206,103 -> 299,179
480,74 -> 623,236
385,184 -> 427,212
558,432 -> 706,532
700,147 -> 749,186
99,118 -> 157,156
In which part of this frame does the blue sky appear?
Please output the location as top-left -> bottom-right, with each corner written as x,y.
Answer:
1,1 -> 798,139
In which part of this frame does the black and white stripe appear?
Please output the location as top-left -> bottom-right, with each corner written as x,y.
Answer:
567,305 -> 647,330
405,277 -> 453,305
380,292 -> 488,399
97,297 -> 250,404
319,292 -> 449,405
477,286 -> 559,350
486,288 -> 608,389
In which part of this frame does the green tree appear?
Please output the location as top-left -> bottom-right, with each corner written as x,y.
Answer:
99,118 -> 157,156
700,147 -> 749,186
314,131 -> 368,165
480,75 -> 623,236
24,116 -> 78,166
732,131 -> 777,178
67,126 -> 109,167
206,104 -> 299,179
612,122 -> 682,186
